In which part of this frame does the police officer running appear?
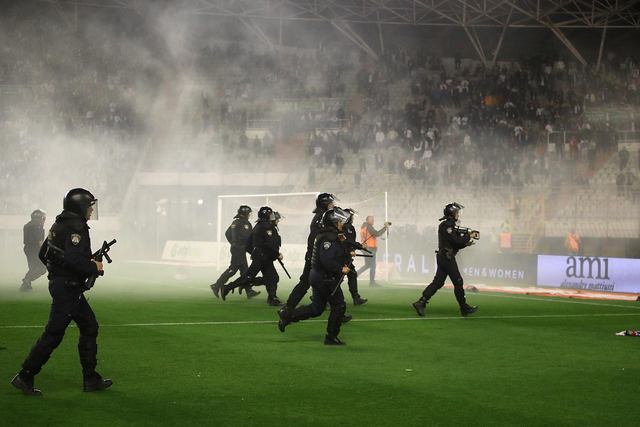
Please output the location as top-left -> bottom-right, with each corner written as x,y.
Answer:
20,209 -> 48,292
278,207 -> 353,345
281,193 -> 336,313
412,203 -> 479,317
210,205 -> 259,299
11,188 -> 112,396
343,208 -> 367,305
222,206 -> 283,306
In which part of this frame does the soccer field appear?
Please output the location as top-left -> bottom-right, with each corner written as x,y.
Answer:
1,265 -> 639,427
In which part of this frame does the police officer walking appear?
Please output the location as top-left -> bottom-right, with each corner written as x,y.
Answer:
412,203 -> 479,317
210,205 -> 259,299
356,215 -> 391,287
11,188 -> 112,395
278,207 -> 352,345
343,208 -> 367,305
222,206 -> 283,306
20,209 -> 48,292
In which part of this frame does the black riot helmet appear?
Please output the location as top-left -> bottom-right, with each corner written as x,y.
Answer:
31,209 -> 46,221
257,206 -> 276,221
234,205 -> 252,219
321,207 -> 350,230
314,192 -> 337,213
440,202 -> 464,221
344,208 -> 356,224
63,188 -> 98,219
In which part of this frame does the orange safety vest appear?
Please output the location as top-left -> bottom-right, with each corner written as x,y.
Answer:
360,224 -> 378,249
566,233 -> 580,253
499,232 -> 512,249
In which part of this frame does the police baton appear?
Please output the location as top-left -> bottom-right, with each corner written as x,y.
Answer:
331,273 -> 347,297
277,259 -> 292,279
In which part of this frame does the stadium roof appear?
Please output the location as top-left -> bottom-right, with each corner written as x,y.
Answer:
42,0 -> 640,65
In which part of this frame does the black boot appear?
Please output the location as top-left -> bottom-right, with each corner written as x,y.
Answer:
83,372 -> 113,392
221,282 -> 240,301
10,371 -> 41,396
324,335 -> 346,346
19,281 -> 32,292
267,296 -> 283,306
209,282 -> 222,298
412,297 -> 428,317
341,313 -> 353,324
460,304 -> 478,317
277,307 -> 291,332
245,288 -> 261,299
353,295 -> 368,306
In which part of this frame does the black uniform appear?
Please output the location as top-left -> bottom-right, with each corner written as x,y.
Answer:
343,222 -> 363,301
213,216 -> 252,291
284,210 -> 323,309
21,219 -> 47,290
224,218 -> 282,304
420,218 -> 472,307
21,210 -> 101,379
285,227 -> 350,342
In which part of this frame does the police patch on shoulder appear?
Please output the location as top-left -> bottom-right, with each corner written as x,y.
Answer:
266,230 -> 273,236
71,233 -> 82,245
446,228 -> 453,234
323,241 -> 331,250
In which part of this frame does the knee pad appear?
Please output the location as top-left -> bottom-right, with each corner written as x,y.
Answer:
452,277 -> 464,287
310,301 -> 326,317
80,320 -> 99,339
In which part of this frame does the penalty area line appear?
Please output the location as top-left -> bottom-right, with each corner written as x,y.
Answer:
1,312 -> 640,329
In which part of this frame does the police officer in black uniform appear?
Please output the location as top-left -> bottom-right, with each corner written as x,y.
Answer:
343,208 -> 367,305
11,188 -> 112,396
282,193 -> 336,312
222,206 -> 283,306
210,205 -> 259,299
278,207 -> 352,345
412,202 -> 479,317
20,209 -> 47,292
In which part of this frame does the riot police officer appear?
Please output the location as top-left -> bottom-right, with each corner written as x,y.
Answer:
343,208 -> 367,305
278,207 -> 352,345
412,202 -> 479,317
210,205 -> 259,299
20,209 -> 47,292
11,188 -> 112,396
222,206 -> 283,306
281,193 -> 336,313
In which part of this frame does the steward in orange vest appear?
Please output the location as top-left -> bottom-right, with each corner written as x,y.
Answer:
357,216 -> 390,286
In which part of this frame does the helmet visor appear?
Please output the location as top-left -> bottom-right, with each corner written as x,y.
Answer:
89,199 -> 99,220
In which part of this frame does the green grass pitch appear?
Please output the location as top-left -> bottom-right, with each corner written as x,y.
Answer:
1,264 -> 639,426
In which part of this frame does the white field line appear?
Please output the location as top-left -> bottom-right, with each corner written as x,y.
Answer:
1,312 -> 640,329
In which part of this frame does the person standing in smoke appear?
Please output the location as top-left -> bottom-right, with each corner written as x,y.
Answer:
356,215 -> 391,287
19,209 -> 48,292
280,193 -> 352,322
222,207 -> 284,306
278,207 -> 353,345
210,205 -> 260,299
412,202 -> 479,317
11,188 -> 112,396
343,208 -> 367,305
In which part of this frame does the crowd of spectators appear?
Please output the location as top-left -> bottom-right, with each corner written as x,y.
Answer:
2,7 -> 640,215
